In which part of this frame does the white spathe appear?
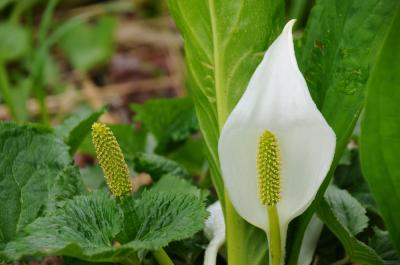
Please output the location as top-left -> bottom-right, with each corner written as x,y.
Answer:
203,201 -> 225,265
298,215 -> 324,265
218,19 -> 335,254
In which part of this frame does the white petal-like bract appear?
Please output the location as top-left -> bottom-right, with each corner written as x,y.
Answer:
203,201 -> 225,265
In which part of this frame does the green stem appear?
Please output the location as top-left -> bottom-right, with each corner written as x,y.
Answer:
267,205 -> 282,265
152,248 -> 174,265
0,61 -> 18,121
225,193 -> 250,265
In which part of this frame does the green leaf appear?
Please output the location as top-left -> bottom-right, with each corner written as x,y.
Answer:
166,2 -> 284,264
369,227 -> 399,265
2,190 -> 207,263
297,0 -> 400,177
360,6 -> 400,256
0,122 -> 79,245
133,152 -> 191,181
47,165 -> 87,212
325,185 -> 368,236
2,191 -> 129,263
298,0 -> 400,145
317,197 -> 384,265
120,190 -> 207,251
288,0 -> 400,262
55,107 -> 105,154
166,0 -> 284,207
0,23 -> 30,62
131,97 -> 198,153
59,17 -> 116,72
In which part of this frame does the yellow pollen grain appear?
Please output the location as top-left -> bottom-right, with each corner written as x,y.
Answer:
256,130 -> 281,206
91,122 -> 132,197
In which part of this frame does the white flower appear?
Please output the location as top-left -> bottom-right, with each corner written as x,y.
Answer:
218,20 -> 335,264
203,201 -> 225,265
298,215 -> 323,265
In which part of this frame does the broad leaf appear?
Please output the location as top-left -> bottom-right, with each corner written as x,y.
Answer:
2,191 -> 129,263
131,97 -> 198,153
317,197 -> 384,265
360,7 -> 400,256
55,107 -> 105,154
133,152 -> 191,181
120,190 -> 207,251
166,0 -> 284,206
47,165 -> 87,212
325,186 -> 368,236
0,123 -> 80,245
166,2 -> 284,264
2,189 -> 207,263
288,0 -> 400,262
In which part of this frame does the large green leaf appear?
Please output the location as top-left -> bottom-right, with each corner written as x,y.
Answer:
288,0 -> 400,262
2,191 -> 128,263
360,6 -> 400,256
2,190 -> 207,263
166,2 -> 284,264
317,196 -> 384,265
325,185 -> 368,236
0,123 -> 81,245
166,0 -> 284,206
120,190 -> 207,251
298,0 -> 400,153
131,97 -> 198,153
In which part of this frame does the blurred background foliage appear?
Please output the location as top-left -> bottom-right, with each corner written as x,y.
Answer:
0,0 -> 398,264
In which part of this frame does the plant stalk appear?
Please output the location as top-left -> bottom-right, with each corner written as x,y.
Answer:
152,248 -> 174,265
268,205 -> 282,265
225,194 -> 251,265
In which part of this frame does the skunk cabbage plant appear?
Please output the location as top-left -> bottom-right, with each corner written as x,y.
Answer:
218,20 -> 336,264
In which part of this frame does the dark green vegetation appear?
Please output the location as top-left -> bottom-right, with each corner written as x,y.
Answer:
1,0 -> 400,264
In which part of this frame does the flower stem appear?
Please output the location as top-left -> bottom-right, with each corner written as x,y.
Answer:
152,248 -> 174,265
225,194 -> 249,265
267,205 -> 282,265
